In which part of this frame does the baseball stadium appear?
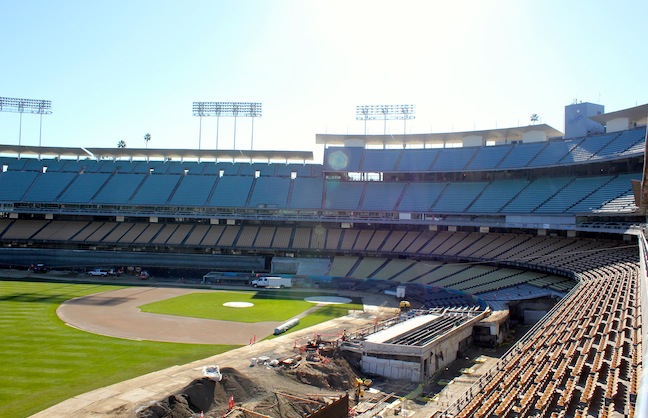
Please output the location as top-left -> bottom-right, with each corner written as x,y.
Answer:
1,100 -> 647,417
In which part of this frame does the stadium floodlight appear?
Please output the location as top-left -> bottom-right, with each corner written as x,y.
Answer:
0,97 -> 52,147
192,101 -> 262,151
356,104 -> 415,135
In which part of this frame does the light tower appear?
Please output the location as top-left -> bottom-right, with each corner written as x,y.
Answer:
356,104 -> 416,135
192,101 -> 262,150
0,96 -> 52,147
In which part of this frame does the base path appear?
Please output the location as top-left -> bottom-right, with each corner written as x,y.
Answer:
57,287 -> 282,345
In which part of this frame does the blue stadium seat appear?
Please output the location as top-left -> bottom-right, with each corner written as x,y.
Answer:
0,171 -> 38,201
432,182 -> 488,212
130,174 -> 181,205
208,176 -> 253,207
361,149 -> 400,172
324,180 -> 364,210
502,177 -> 572,213
528,139 -> 580,167
467,145 -> 511,170
595,126 -> 646,157
361,182 -> 405,211
169,175 -> 217,206
58,173 -> 112,203
323,147 -> 363,172
289,177 -> 324,209
2,158 -> 28,171
93,173 -> 146,204
396,149 -> 439,172
21,172 -> 77,202
248,177 -> 291,207
397,182 -> 446,212
431,147 -> 476,171
467,179 -> 530,213
569,173 -> 639,213
497,142 -> 546,169
560,132 -> 620,163
535,176 -> 614,213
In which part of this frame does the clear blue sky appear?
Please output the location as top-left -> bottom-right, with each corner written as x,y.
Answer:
1,0 -> 647,161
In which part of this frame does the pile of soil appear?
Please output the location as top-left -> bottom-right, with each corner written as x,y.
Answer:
137,367 -> 265,418
137,350 -> 361,418
279,355 -> 360,391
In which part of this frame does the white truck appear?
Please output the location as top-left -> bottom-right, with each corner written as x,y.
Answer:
251,276 -> 292,288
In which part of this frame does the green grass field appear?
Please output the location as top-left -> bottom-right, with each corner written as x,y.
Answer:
139,290 -> 315,322
0,280 -> 238,417
0,280 -> 362,417
139,290 -> 363,338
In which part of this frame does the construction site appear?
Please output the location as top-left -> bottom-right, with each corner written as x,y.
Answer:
133,301 -> 504,418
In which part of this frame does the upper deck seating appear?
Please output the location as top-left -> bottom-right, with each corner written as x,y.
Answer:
169,175 -> 217,206
595,126 -> 646,158
396,149 -> 439,172
288,177 -> 324,209
248,177 -> 291,208
0,171 -> 38,202
466,145 -> 511,170
208,176 -> 253,207
502,177 -> 572,213
361,149 -> 400,172
130,174 -> 181,205
528,139 -> 580,167
361,182 -> 405,211
535,176 -> 614,213
560,132 -> 620,163
432,182 -> 488,212
430,147 -> 477,171
21,172 -> 77,203
92,173 -> 146,204
323,147 -> 364,172
58,173 -> 111,203
397,182 -> 447,212
467,179 -> 529,213
324,180 -> 364,210
497,142 -> 546,169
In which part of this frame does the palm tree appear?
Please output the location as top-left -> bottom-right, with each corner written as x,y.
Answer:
530,114 -> 539,125
144,133 -> 151,148
117,140 -> 126,148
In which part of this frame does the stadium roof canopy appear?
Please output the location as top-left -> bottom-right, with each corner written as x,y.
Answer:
316,123 -> 564,147
0,145 -> 313,162
589,102 -> 648,126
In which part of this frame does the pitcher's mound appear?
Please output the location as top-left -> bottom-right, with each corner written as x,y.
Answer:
304,296 -> 352,304
223,302 -> 254,308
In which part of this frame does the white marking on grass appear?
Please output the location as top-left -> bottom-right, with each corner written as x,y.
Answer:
223,302 -> 254,308
304,296 -> 352,304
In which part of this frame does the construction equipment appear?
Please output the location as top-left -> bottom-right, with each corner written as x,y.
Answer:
353,377 -> 372,401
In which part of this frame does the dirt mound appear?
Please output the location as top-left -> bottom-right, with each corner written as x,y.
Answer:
137,367 -> 266,418
279,353 -> 360,391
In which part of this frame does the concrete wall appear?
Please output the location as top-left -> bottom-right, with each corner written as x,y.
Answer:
462,135 -> 483,147
607,117 -> 630,133
361,323 -> 474,382
522,130 -> 547,143
361,357 -> 421,381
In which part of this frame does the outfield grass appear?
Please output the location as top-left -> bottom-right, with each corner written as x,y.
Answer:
0,280 -> 238,418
